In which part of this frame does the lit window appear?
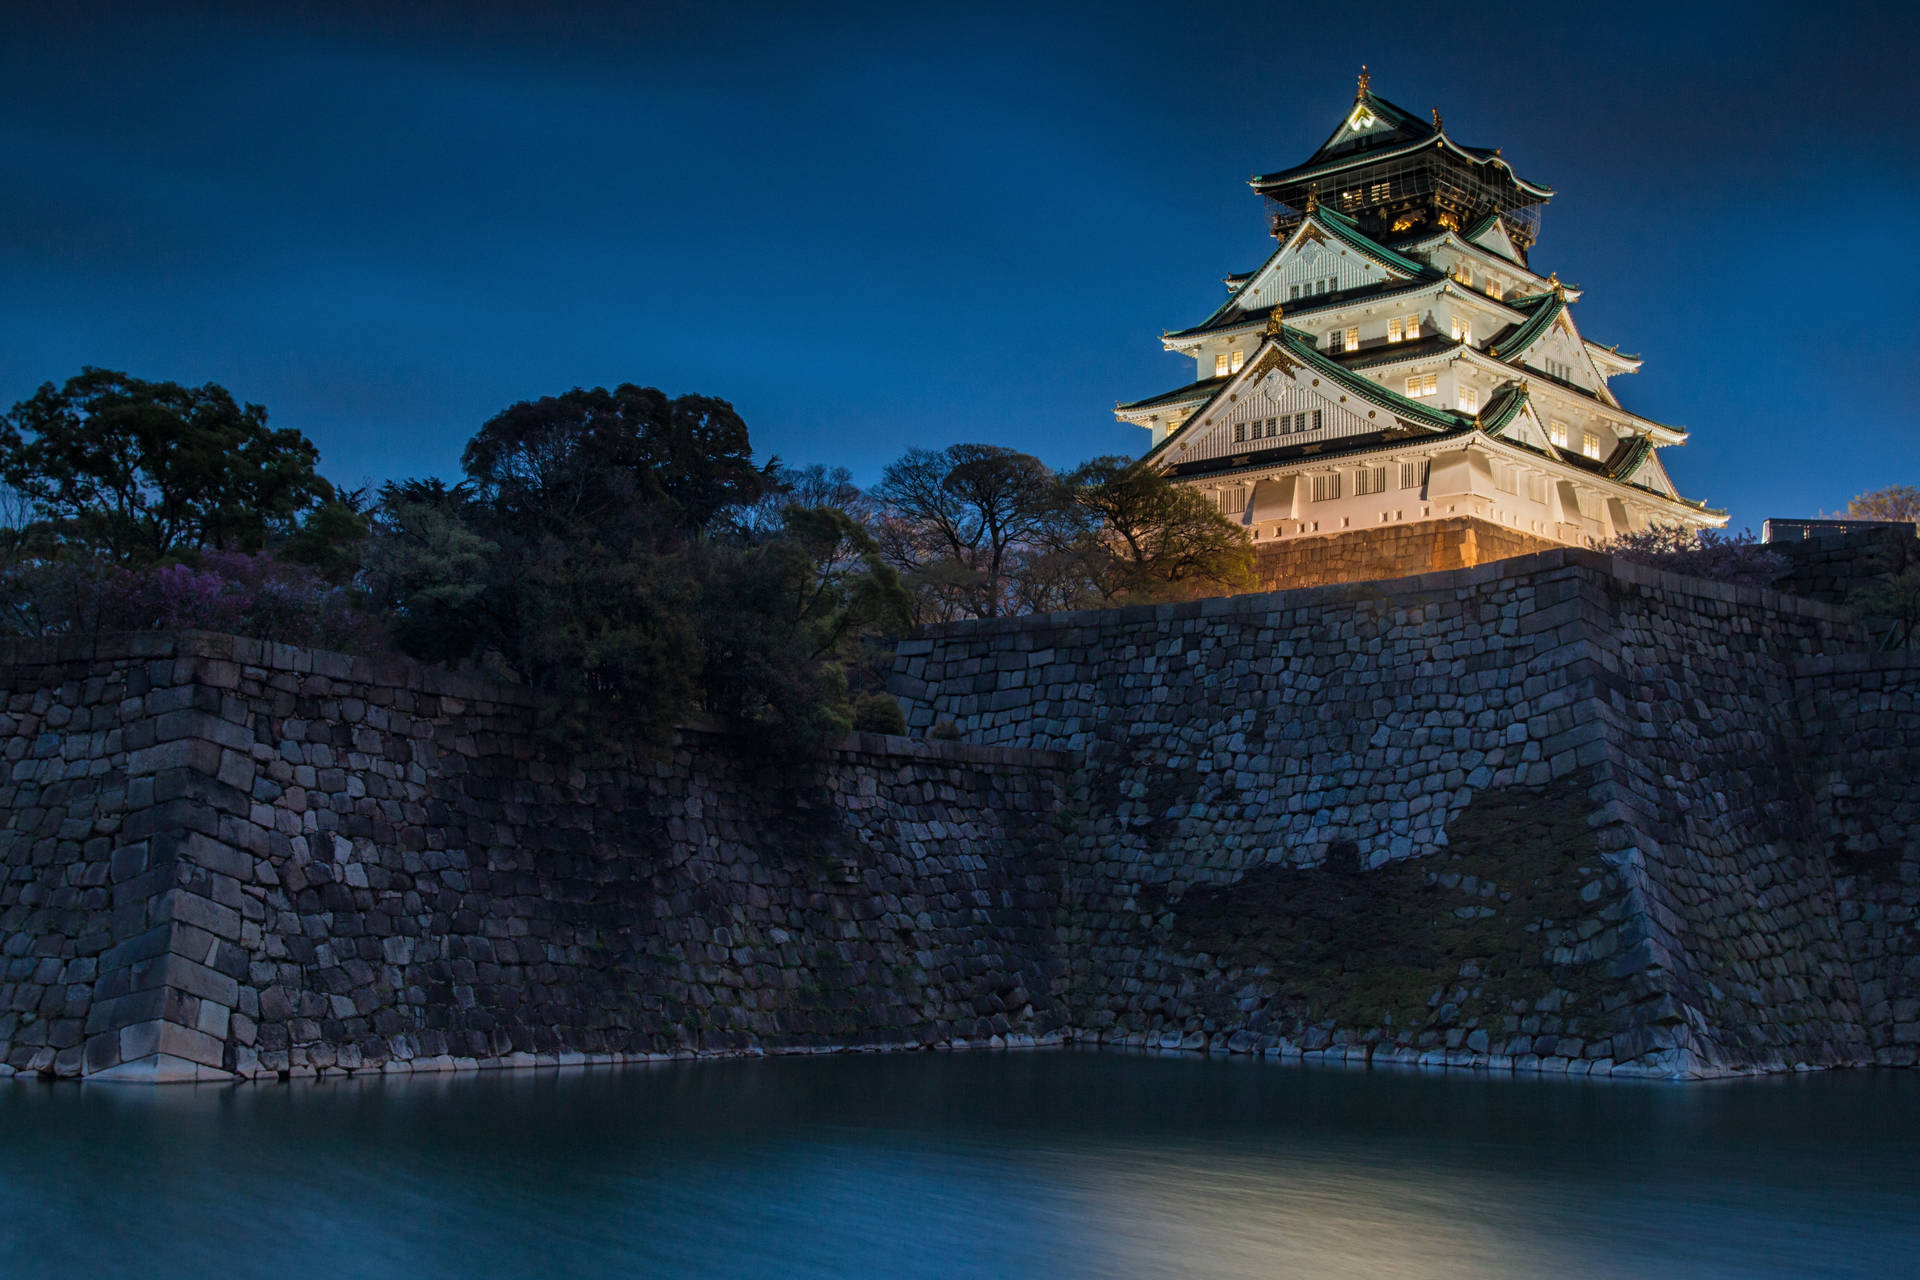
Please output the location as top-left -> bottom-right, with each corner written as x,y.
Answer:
1485,279 -> 1502,299
1230,350 -> 1245,373
1405,314 -> 1421,339
1582,430 -> 1603,460
1214,352 -> 1229,376
1399,460 -> 1430,490
1388,317 -> 1404,342
1454,265 -> 1473,287
1405,373 -> 1438,398
1312,473 -> 1343,502
1369,181 -> 1390,201
1549,420 -> 1568,447
1343,327 -> 1359,352
1458,386 -> 1479,412
1450,316 -> 1473,343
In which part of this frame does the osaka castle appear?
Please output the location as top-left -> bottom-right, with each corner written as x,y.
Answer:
1115,72 -> 1724,588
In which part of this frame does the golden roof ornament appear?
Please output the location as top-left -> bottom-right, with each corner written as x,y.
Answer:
1304,185 -> 1320,212
1357,65 -> 1371,96
1265,306 -> 1287,336
1431,107 -> 1443,130
1548,271 -> 1564,296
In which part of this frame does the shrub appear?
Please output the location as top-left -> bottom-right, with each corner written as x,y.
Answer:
850,691 -> 907,735
0,549 -> 382,651
1599,526 -> 1787,588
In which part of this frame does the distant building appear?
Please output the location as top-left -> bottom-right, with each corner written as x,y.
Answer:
1116,72 -> 1725,589
1763,518 -> 1918,543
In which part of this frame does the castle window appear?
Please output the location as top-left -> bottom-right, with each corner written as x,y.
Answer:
1495,464 -> 1517,494
1214,352 -> 1229,376
1311,473 -> 1343,502
1313,409 -> 1323,430
1230,350 -> 1245,373
1406,373 -> 1437,398
1233,423 -> 1246,443
1326,331 -> 1343,352
1399,460 -> 1430,490
1369,181 -> 1391,201
1529,474 -> 1549,503
1404,314 -> 1421,339
1457,386 -> 1479,412
1265,417 -> 1277,438
1582,430 -> 1603,460
1343,327 -> 1359,352
1549,420 -> 1569,447
1485,279 -> 1502,299
1388,317 -> 1404,342
1354,466 -> 1387,496
1454,265 -> 1473,287
1450,316 -> 1473,343
1289,284 -> 1301,301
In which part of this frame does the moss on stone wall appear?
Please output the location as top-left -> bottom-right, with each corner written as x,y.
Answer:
1168,777 -> 1627,1047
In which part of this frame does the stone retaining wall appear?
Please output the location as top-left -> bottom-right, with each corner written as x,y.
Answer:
1,634 -> 1071,1082
891,549 -> 1915,1077
4,546 -> 1917,1084
1250,515 -> 1556,591
1800,651 -> 1920,1065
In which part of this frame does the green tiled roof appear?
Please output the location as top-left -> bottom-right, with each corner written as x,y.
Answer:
1478,383 -> 1531,438
1312,205 -> 1443,278
1609,434 -> 1655,483
1166,275 -> 1439,341
1143,324 -> 1469,466
1251,90 -> 1553,200
1490,292 -> 1565,361
1117,375 -> 1228,413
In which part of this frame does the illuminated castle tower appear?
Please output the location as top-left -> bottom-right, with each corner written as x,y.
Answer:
1115,71 -> 1723,588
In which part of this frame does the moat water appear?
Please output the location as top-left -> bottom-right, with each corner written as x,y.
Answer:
3,1052 -> 1917,1278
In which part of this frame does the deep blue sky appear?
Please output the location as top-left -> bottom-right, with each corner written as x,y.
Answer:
4,1 -> 1916,528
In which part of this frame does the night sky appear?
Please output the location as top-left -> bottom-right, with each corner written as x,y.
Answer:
4,2 -> 1916,530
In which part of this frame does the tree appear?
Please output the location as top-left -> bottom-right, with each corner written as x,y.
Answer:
696,503 -> 910,753
461,383 -> 765,540
872,444 -> 1089,621
1069,456 -> 1256,600
1844,485 -> 1920,524
1,367 -> 334,562
368,385 -> 889,752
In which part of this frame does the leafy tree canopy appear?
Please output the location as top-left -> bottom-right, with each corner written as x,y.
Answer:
1069,456 -> 1256,600
1845,485 -> 1920,524
461,384 -> 766,540
872,444 -> 1087,621
1,367 -> 334,562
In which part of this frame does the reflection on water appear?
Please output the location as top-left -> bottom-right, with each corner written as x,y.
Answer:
2,1051 -> 1916,1278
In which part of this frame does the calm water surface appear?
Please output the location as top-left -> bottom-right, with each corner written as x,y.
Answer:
2,1051 -> 1916,1278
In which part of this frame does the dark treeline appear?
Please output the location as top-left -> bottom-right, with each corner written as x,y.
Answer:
0,368 -> 1253,752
